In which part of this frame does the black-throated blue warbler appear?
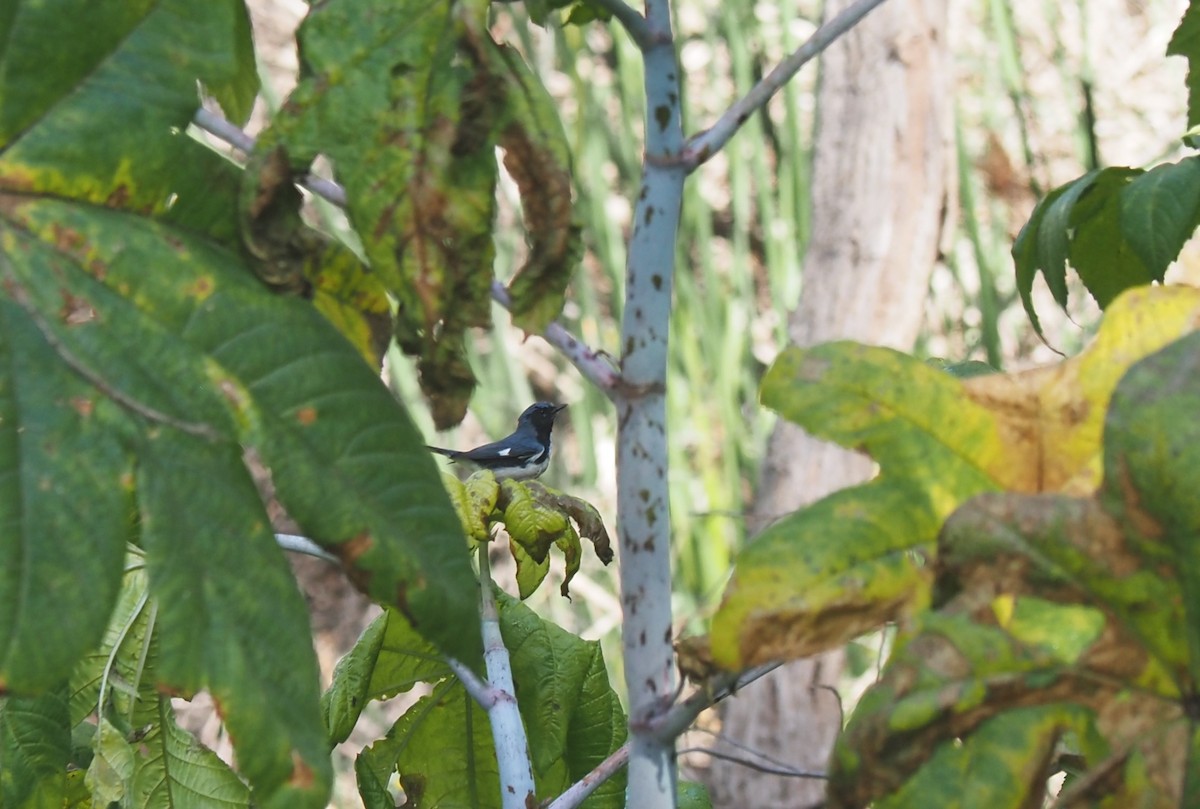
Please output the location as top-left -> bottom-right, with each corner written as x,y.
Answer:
427,402 -> 566,480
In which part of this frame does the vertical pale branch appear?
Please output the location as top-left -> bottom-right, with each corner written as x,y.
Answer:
476,545 -> 536,807
614,0 -> 686,806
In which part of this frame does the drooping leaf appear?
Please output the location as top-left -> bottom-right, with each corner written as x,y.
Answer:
268,0 -> 496,427
459,31 -> 583,334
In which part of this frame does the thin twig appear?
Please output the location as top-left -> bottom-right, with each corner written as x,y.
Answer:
643,661 -> 783,742
490,281 -> 620,393
677,746 -> 827,779
686,725 -> 819,777
274,533 -> 340,563
191,108 -> 609,389
446,656 -> 499,707
680,0 -> 891,172
588,0 -> 653,49
542,742 -> 631,809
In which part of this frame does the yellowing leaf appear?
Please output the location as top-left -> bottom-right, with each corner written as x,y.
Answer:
963,284 -> 1200,494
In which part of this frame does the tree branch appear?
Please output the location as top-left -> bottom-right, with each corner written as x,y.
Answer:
489,281 -> 620,393
680,0 -> 890,172
477,545 -> 537,808
641,661 -> 782,742
190,109 -> 613,393
544,742 -> 631,809
613,0 -> 686,804
446,655 -> 502,708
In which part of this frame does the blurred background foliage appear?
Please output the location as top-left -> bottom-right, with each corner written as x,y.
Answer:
236,0 -> 1195,788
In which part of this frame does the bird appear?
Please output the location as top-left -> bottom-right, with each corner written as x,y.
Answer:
428,402 -> 567,480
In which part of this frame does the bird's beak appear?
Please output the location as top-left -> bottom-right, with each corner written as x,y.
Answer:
553,404 -> 567,415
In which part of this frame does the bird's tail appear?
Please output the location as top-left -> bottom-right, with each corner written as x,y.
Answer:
426,445 -> 459,459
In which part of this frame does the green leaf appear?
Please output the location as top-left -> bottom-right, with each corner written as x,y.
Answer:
0,295 -> 131,692
4,196 -> 481,664
498,595 -> 627,807
1101,331 -> 1200,685
1119,156 -> 1200,277
1067,167 -> 1155,307
1168,0 -> 1200,129
359,599 -> 626,808
128,696 -> 252,809
84,718 -> 134,806
0,689 -> 70,809
873,706 -> 1103,809
68,549 -> 158,731
500,481 -> 570,565
381,680 -> 500,808
269,0 -> 496,428
0,0 -> 259,211
325,607 -> 454,745
511,537 -> 552,600
137,431 -> 331,809
322,612 -> 390,746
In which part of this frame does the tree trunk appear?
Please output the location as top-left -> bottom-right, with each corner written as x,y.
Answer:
704,0 -> 950,805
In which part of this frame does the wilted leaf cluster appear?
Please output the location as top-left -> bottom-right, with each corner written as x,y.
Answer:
443,470 -> 614,599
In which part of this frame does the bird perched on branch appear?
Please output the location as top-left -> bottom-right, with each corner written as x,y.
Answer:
428,402 -> 567,481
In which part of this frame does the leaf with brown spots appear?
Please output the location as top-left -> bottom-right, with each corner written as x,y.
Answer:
264,0 -> 497,427
459,33 -> 583,335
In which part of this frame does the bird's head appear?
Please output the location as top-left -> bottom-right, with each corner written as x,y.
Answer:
518,402 -> 567,438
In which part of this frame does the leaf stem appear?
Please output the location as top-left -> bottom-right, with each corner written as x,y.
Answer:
680,0 -> 891,172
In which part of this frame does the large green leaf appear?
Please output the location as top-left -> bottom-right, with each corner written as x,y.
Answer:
350,598 -> 626,808
0,196 -> 481,803
0,291 -> 132,691
0,0 -> 258,209
137,432 -> 330,809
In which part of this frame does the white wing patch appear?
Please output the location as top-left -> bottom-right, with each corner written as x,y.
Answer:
498,447 -> 511,457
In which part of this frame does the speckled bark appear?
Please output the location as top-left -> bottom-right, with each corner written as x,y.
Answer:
704,0 -> 950,805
